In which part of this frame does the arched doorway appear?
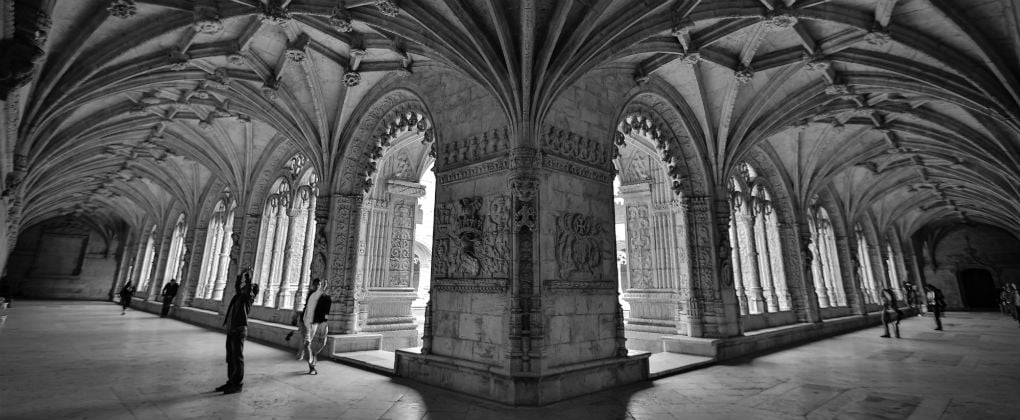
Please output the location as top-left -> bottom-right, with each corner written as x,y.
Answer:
957,268 -> 997,309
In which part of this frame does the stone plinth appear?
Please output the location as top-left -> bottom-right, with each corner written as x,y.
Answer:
395,348 -> 650,406
328,333 -> 383,353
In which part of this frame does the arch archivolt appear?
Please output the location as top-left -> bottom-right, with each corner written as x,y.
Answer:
334,89 -> 434,196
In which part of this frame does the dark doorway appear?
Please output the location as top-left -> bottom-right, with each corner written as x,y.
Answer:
957,269 -> 998,309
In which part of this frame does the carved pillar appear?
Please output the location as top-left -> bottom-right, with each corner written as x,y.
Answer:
684,195 -> 741,338
359,180 -> 425,348
274,204 -> 303,309
211,216 -> 238,301
754,206 -> 779,312
397,140 -> 649,406
840,235 -> 868,316
728,211 -> 748,315
810,234 -> 830,308
293,190 -> 318,310
179,227 -> 205,307
738,211 -> 765,314
326,194 -> 362,334
771,222 -> 793,311
263,198 -> 290,307
798,227 -> 823,323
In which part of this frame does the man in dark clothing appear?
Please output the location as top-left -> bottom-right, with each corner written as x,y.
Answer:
217,268 -> 258,395
160,279 -> 179,317
925,284 -> 946,331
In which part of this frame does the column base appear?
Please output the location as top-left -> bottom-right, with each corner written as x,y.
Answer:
394,348 -> 650,406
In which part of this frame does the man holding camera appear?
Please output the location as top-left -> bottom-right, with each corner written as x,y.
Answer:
217,267 -> 258,395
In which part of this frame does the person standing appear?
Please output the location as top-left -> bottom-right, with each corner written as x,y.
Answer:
119,281 -> 135,315
217,268 -> 258,395
880,288 -> 903,338
1013,284 -> 1020,328
160,279 -> 180,318
299,278 -> 332,375
924,284 -> 946,331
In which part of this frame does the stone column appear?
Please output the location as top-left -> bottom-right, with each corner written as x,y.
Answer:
798,228 -> 823,322
397,142 -> 649,406
360,180 -> 425,349
325,195 -> 362,334
728,212 -> 748,315
754,207 -> 779,312
810,234 -> 830,308
293,190 -> 318,309
274,204 -> 303,309
738,211 -> 765,314
837,235 -> 867,316
211,218 -> 237,301
179,227 -> 205,307
263,199 -> 290,307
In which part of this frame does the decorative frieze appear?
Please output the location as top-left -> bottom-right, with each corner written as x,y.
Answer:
540,125 -> 613,170
431,278 -> 508,294
437,126 -> 511,169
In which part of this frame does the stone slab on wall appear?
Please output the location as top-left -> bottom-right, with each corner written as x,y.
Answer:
922,226 -> 1020,310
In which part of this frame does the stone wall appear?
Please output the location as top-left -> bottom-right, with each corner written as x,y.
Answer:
4,219 -> 120,300
922,226 -> 1020,309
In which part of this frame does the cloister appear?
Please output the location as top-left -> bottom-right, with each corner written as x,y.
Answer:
2,0 -> 1020,408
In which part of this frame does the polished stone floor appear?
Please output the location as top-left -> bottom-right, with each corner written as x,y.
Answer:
1,301 -> 1018,420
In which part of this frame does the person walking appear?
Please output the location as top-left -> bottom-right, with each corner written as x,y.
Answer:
880,288 -> 903,338
160,279 -> 179,318
216,268 -> 258,395
119,281 -> 135,315
924,284 -> 946,331
299,278 -> 332,375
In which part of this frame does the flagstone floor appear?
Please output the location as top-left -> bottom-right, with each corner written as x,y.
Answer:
1,301 -> 1017,419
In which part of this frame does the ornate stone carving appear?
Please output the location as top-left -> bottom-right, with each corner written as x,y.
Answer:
825,84 -> 852,96
734,66 -> 754,84
431,278 -> 507,294
343,71 -> 361,87
193,4 -> 222,34
437,126 -> 510,168
865,27 -> 891,46
681,52 -> 701,65
540,125 -> 613,170
387,201 -> 414,286
763,11 -> 798,31
626,205 -> 653,289
227,53 -> 246,66
436,158 -> 510,185
433,196 -> 510,278
167,47 -> 190,71
108,0 -> 137,18
258,0 -> 291,25
555,213 -> 605,281
330,5 -> 354,32
375,0 -> 399,17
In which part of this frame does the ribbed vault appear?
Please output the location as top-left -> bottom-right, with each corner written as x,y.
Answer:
4,0 -> 1020,244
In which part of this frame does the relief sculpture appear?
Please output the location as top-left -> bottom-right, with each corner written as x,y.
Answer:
555,213 -> 605,281
433,195 -> 510,278
626,206 -> 653,289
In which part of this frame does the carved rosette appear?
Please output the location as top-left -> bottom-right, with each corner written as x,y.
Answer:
343,71 -> 362,87
193,5 -> 222,34
825,84 -> 851,96
734,66 -> 754,84
330,7 -> 354,32
865,26 -> 891,46
258,0 -> 291,25
108,0 -> 137,18
167,47 -> 190,71
375,0 -> 399,17
763,11 -> 798,31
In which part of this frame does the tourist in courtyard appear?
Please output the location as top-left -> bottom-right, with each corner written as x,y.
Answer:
160,279 -> 179,318
299,278 -> 332,375
924,284 -> 946,331
217,267 -> 257,395
880,288 -> 903,338
1012,284 -> 1020,328
119,281 -> 135,315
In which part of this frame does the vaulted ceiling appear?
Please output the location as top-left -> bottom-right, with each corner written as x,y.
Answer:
7,0 -> 1020,240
